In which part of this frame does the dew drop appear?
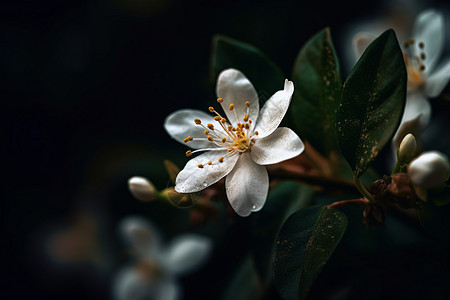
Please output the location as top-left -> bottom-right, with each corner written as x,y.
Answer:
252,205 -> 257,210
203,183 -> 208,187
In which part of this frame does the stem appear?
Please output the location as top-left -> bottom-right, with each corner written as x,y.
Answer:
353,174 -> 375,203
327,198 -> 369,209
268,166 -> 359,194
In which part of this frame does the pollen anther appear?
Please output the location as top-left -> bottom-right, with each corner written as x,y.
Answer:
245,101 -> 250,107
218,157 -> 224,163
229,104 -> 234,110
184,136 -> 193,143
198,164 -> 204,168
194,118 -> 201,125
207,136 -> 214,141
217,98 -> 223,103
222,137 -> 227,143
186,150 -> 193,156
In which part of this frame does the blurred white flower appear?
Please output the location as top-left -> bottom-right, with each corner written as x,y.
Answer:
397,133 -> 418,163
408,151 -> 450,188
113,216 -> 212,300
164,68 -> 304,217
350,9 -> 450,151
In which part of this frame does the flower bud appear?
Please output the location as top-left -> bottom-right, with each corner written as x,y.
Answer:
128,176 -> 157,202
408,151 -> 450,189
398,133 -> 417,163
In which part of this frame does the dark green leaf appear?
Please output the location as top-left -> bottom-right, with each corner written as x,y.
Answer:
220,256 -> 263,300
337,29 -> 406,177
210,35 -> 285,103
273,206 -> 348,300
251,182 -> 313,284
291,27 -> 341,157
418,200 -> 450,241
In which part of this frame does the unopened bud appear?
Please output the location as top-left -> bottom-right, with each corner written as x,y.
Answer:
398,133 -> 417,163
408,151 -> 450,189
128,176 -> 157,202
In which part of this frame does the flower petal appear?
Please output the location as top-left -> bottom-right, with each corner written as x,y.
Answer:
412,9 -> 444,72
163,234 -> 212,276
164,109 -> 223,150
353,33 -> 376,57
425,56 -> 450,97
253,80 -> 294,138
175,150 -> 239,193
392,92 -> 431,150
119,216 -> 162,258
225,153 -> 268,217
113,266 -> 157,300
251,127 -> 304,165
154,279 -> 180,300
216,68 -> 259,127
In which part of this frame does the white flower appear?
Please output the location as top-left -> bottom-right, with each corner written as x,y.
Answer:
351,9 -> 450,150
164,68 -> 304,217
113,216 -> 212,300
408,151 -> 450,188
398,133 -> 418,163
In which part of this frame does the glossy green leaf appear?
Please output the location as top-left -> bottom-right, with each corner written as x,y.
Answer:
210,35 -> 285,103
251,182 -> 313,284
273,206 -> 348,300
291,27 -> 341,157
336,29 -> 406,177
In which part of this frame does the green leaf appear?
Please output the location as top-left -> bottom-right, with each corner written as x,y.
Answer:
220,256 -> 263,300
418,200 -> 450,241
290,27 -> 342,157
273,206 -> 348,300
336,29 -> 406,177
210,35 -> 285,103
251,182 -> 313,284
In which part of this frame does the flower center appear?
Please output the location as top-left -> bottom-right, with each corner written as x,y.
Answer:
184,98 -> 258,168
402,38 -> 426,92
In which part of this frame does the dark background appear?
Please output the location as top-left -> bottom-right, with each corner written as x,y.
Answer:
3,0 -> 450,299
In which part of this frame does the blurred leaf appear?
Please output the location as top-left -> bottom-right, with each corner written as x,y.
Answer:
210,35 -> 285,103
251,182 -> 313,284
221,256 -> 263,300
418,200 -> 450,241
290,27 -> 341,157
273,206 -> 348,300
336,29 -> 406,177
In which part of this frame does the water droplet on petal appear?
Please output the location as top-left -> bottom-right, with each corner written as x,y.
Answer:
252,205 -> 257,210
203,183 -> 208,187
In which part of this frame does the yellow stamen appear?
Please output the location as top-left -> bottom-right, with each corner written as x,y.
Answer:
254,131 -> 259,135
198,164 -> 204,168
222,137 -> 227,143
204,130 -> 209,135
214,116 -> 221,121
243,114 -> 249,122
209,106 -> 215,112
217,98 -> 223,103
229,104 -> 234,110
208,161 -> 212,165
228,125 -> 233,131
194,118 -> 201,125
207,123 -> 214,130
207,136 -> 214,141
244,123 -> 249,129
221,118 -> 226,123
245,101 -> 250,107
186,150 -> 193,157
184,136 -> 193,143
218,157 -> 224,163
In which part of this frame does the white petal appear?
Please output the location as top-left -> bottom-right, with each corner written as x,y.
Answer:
353,33 -> 376,57
113,266 -> 157,300
412,9 -> 444,72
155,279 -> 180,300
119,216 -> 162,258
163,234 -> 212,276
175,150 -> 239,193
164,109 -> 222,150
408,151 -> 450,188
253,80 -> 294,138
251,127 -> 304,165
225,153 -> 269,217
392,92 -> 431,150
425,57 -> 450,97
128,176 -> 157,202
216,68 -> 259,127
